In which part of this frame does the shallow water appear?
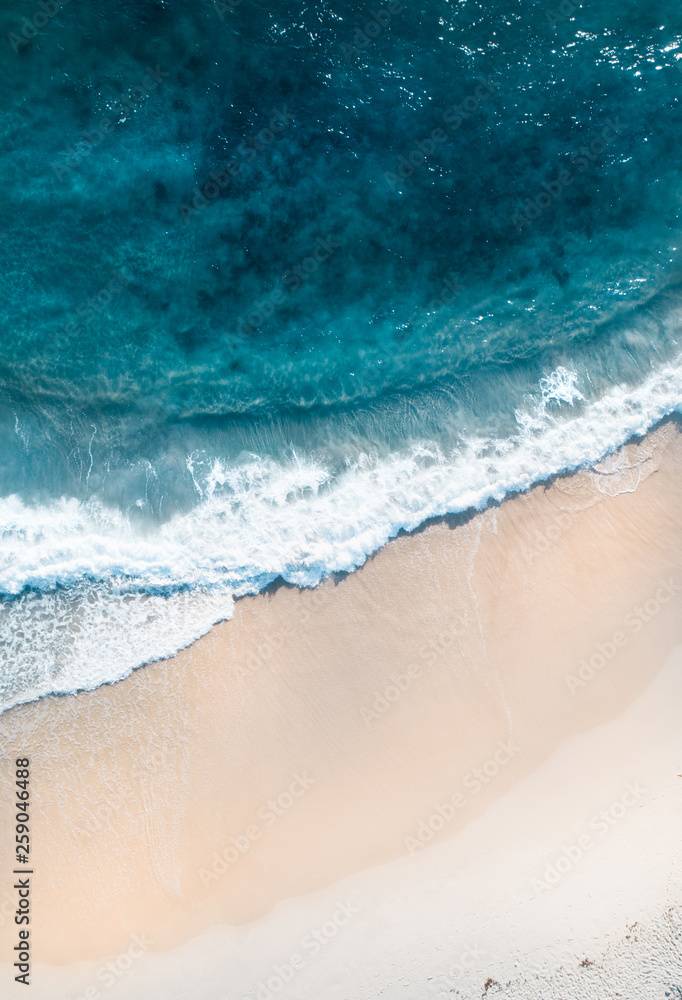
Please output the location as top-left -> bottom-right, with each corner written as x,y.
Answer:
1,0 -> 682,708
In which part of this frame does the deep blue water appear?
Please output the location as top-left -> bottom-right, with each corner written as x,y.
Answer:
1,0 -> 682,708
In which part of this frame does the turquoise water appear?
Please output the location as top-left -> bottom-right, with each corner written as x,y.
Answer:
1,0 -> 682,708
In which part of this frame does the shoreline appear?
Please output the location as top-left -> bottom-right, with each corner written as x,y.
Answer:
2,411 -> 679,720
4,385 -> 682,717
1,421 -> 682,975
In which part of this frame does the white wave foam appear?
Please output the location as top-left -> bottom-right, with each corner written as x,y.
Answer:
1,357 -> 682,712
0,585 -> 234,712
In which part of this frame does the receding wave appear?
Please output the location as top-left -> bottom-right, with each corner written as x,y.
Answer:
2,353 -> 682,713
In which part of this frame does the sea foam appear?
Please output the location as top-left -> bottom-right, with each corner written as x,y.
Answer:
2,357 -> 681,713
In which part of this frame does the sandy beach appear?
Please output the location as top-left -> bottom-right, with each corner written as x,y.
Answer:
1,420 -> 682,996
19,638 -> 682,1000
5,3 -> 682,996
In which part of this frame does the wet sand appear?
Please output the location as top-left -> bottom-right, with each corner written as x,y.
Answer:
1,421 -> 681,988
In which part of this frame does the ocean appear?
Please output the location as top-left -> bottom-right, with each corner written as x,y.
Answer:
1,0 -> 681,711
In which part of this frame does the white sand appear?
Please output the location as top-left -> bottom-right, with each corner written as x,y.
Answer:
1,423 -> 682,997
12,642 -> 682,1000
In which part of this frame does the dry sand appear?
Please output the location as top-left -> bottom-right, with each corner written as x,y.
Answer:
1,421 -> 681,986
22,640 -> 682,1000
